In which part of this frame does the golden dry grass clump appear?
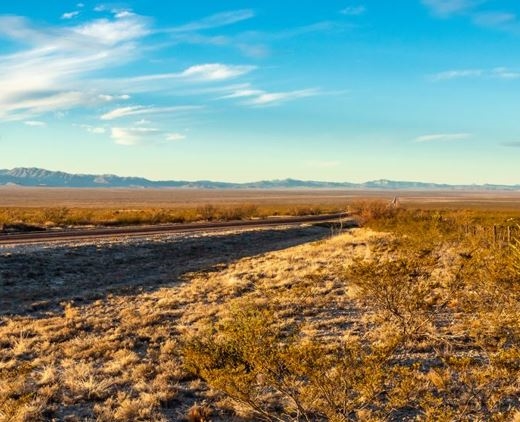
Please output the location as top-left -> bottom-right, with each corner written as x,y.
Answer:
2,205 -> 520,420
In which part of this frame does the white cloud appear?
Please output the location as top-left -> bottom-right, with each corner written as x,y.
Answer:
128,64 -> 255,84
340,6 -> 366,16
113,10 -> 135,19
77,3 -> 85,8
431,67 -> 520,81
165,133 -> 186,141
24,120 -> 47,127
422,1 -> 520,34
414,133 -> 471,142
110,127 -> 187,145
180,63 -> 255,81
110,127 -> 160,145
473,11 -> 516,27
62,11 -> 80,20
99,64 -> 256,94
98,94 -> 131,101
492,67 -> 520,79
73,15 -> 150,45
430,69 -> 483,80
219,86 -> 323,106
79,124 -> 106,134
422,0 -> 482,16
0,12 -> 152,121
2,92 -> 90,121
246,88 -> 320,106
135,119 -> 151,125
220,88 -> 264,99
100,105 -> 201,120
168,10 -> 254,33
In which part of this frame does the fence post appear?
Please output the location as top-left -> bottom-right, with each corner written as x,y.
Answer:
493,225 -> 497,246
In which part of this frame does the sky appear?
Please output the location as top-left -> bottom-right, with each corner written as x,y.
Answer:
1,0 -> 520,184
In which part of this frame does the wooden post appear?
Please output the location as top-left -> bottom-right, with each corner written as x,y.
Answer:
493,225 -> 497,246
508,226 -> 511,244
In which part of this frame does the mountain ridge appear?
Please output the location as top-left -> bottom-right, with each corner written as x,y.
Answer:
0,167 -> 519,190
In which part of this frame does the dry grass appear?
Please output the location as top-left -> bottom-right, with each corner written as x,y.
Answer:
1,205 -> 520,420
0,204 -> 340,230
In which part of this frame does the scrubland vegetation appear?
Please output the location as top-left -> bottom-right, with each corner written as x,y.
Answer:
1,201 -> 520,420
0,204 -> 340,230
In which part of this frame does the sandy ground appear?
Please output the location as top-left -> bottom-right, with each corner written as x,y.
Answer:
2,186 -> 520,209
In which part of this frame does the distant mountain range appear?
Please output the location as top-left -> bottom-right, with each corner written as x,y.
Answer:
0,167 -> 519,190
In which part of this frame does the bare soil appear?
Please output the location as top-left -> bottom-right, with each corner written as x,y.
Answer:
2,186 -> 520,209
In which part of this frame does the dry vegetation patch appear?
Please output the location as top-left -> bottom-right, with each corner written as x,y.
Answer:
1,208 -> 520,420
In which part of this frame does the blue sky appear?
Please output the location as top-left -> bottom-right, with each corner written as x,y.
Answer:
1,0 -> 520,183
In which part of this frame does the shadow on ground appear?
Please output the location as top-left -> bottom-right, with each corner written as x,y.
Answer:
0,225 -> 339,317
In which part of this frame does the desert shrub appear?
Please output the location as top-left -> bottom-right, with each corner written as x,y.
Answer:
218,204 -> 259,221
348,200 -> 397,225
182,305 -> 401,421
347,255 -> 440,340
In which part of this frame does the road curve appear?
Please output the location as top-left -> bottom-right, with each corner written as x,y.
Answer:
0,213 -> 356,245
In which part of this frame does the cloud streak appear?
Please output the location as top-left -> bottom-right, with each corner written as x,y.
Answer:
100,105 -> 202,121
24,120 -> 47,127
422,0 -> 483,17
422,0 -> 520,34
167,9 -> 255,33
0,7 -> 327,146
414,133 -> 471,143
0,12 -> 152,120
61,11 -> 80,20
340,6 -> 366,16
110,127 -> 186,145
430,67 -> 520,81
220,86 -> 320,106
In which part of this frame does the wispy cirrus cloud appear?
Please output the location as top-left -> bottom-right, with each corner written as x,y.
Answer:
414,133 -> 471,142
430,67 -> 520,81
167,9 -> 255,33
62,11 -> 80,20
98,64 -> 257,94
24,120 -> 47,127
167,20 -> 345,60
422,0 -> 520,33
0,6 -> 325,146
422,0 -> 483,17
340,6 -> 366,16
110,127 -> 160,145
220,86 -> 320,106
247,89 -> 320,106
110,127 -> 186,146
100,105 -> 201,121
0,11 -> 152,120
165,133 -> 186,141
430,69 -> 483,80
180,63 -> 256,81
78,124 -> 106,134
472,11 -> 516,27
